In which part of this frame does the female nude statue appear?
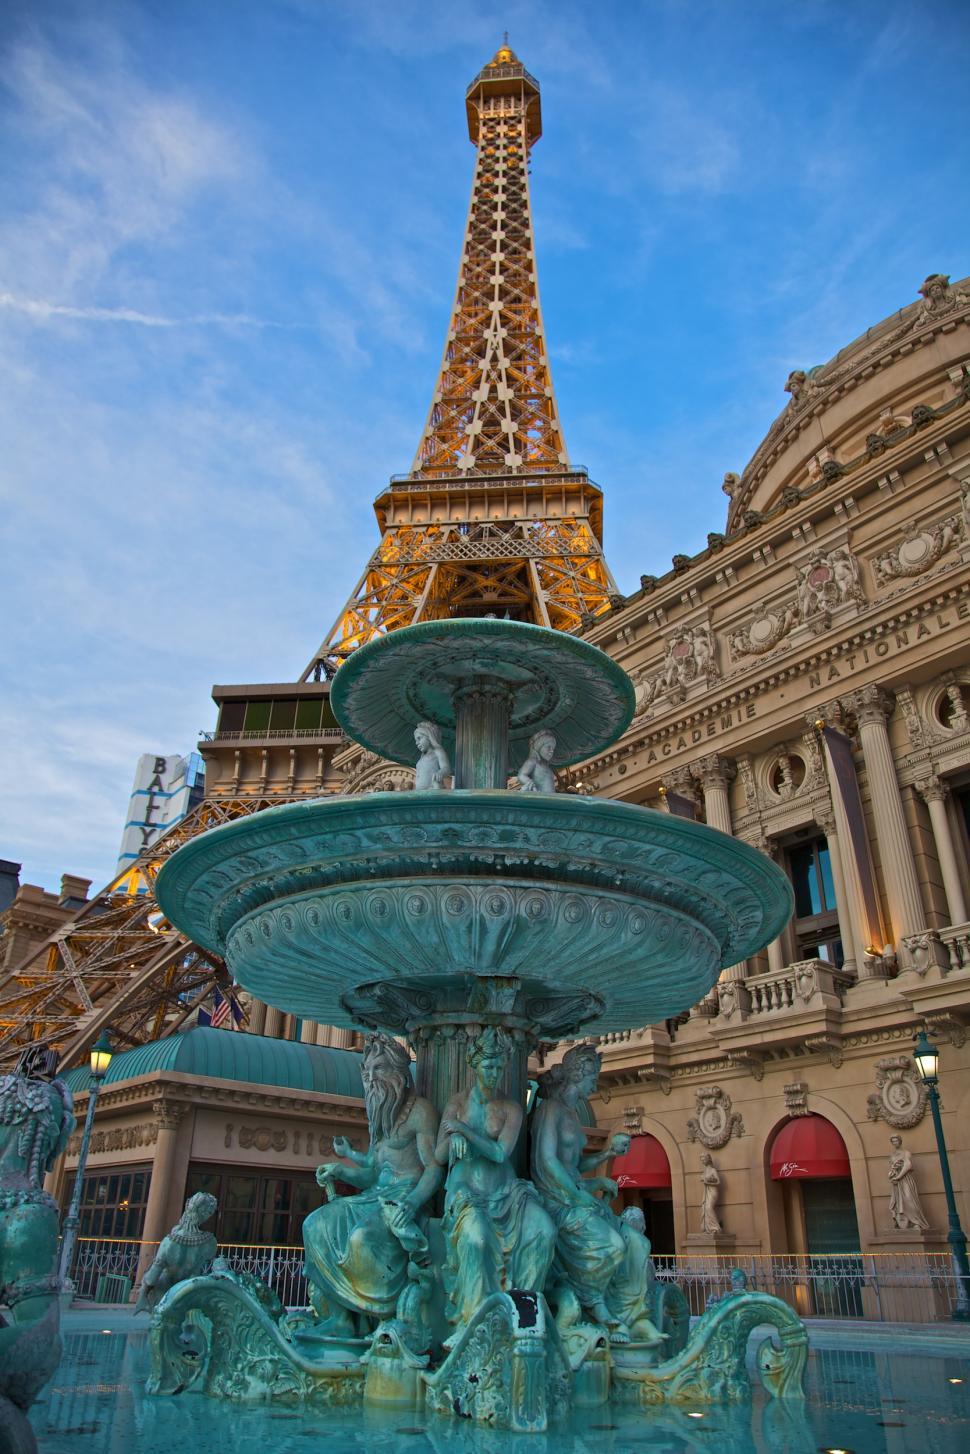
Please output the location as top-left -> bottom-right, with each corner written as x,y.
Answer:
436,1026 -> 556,1343
413,721 -> 451,790
531,1043 -> 664,1345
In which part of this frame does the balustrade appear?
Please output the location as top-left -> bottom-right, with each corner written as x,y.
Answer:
717,958 -> 852,1023
939,921 -> 970,972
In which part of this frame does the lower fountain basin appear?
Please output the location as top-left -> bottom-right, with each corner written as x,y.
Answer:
155,791 -> 792,1035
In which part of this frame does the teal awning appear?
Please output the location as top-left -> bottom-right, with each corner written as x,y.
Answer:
61,1026 -> 363,1100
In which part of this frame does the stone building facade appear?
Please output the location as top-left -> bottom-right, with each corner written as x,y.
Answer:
568,272 -> 970,1269
0,869 -> 91,973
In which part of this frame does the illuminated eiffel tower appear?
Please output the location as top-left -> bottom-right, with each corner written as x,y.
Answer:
303,42 -> 618,678
0,44 -> 618,1069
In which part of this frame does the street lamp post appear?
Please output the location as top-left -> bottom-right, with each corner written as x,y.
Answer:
913,1028 -> 970,1320
58,1030 -> 114,1294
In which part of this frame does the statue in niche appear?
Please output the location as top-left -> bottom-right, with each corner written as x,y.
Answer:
134,1192 -> 218,1313
888,1135 -> 930,1232
531,1044 -> 665,1346
699,1152 -> 722,1234
435,1026 -> 556,1345
302,1033 -> 441,1334
413,721 -> 450,790
0,1045 -> 75,1446
516,729 -> 558,794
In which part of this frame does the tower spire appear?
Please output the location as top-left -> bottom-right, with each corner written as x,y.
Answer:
304,49 -> 617,677
411,47 -> 568,478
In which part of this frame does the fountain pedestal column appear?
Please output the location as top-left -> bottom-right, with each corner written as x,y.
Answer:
453,681 -> 513,789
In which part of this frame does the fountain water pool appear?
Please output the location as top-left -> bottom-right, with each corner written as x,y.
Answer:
32,1314 -> 970,1454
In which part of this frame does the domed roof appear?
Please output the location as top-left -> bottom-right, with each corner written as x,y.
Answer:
725,271 -> 970,529
61,1026 -> 363,1099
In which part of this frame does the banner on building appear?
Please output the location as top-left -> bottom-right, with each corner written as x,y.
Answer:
820,725 -> 884,950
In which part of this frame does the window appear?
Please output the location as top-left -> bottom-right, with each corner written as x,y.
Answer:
63,1166 -> 152,1239
787,836 -> 844,967
184,1165 -> 323,1246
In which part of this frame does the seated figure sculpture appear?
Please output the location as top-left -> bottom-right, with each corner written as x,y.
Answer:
302,1033 -> 441,1334
436,1026 -> 556,1344
134,1192 -> 218,1314
532,1043 -> 664,1345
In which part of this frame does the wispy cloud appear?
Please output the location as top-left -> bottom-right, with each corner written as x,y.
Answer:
0,293 -> 285,329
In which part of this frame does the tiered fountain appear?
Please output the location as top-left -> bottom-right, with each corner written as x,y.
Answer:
149,618 -> 806,1431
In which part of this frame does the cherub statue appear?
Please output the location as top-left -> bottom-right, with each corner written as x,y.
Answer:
413,721 -> 450,790
516,729 -> 557,794
134,1191 -> 218,1313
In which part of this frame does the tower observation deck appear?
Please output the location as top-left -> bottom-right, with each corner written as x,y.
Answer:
304,44 -> 618,677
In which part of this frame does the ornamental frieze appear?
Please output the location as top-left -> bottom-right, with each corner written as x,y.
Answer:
633,624 -> 719,715
67,1121 -> 159,1159
728,600 -> 798,660
871,507 -> 964,587
686,1085 -> 745,1149
866,1056 -> 927,1130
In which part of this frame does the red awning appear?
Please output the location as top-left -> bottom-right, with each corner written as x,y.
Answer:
611,1134 -> 671,1189
770,1115 -> 851,1180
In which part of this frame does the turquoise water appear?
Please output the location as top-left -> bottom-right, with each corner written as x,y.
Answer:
30,1322 -> 970,1454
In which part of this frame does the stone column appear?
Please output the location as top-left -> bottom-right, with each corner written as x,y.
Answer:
917,777 -> 969,926
262,1005 -> 284,1039
136,1101 -> 187,1286
693,753 -> 733,835
847,686 -> 927,968
693,755 -> 747,984
300,1018 -> 319,1044
814,807 -> 860,977
248,1000 -> 267,1036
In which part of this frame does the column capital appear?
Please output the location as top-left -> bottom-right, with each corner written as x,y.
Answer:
804,700 -> 844,732
661,766 -> 698,800
691,753 -> 735,792
916,774 -> 949,805
813,805 -> 837,836
153,1099 -> 187,1131
843,684 -> 894,728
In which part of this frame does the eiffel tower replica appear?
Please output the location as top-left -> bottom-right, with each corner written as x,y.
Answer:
0,43 -> 618,1070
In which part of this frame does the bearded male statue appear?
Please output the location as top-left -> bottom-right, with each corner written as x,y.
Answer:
302,1033 -> 441,1335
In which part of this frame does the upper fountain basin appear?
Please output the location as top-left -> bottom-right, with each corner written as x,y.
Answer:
154,791 -> 793,1034
329,617 -> 636,768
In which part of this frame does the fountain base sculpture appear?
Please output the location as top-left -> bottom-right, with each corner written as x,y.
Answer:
151,618 -> 802,1432
0,1047 -> 75,1454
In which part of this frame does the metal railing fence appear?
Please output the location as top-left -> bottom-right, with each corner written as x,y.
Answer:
69,1238 -> 962,1322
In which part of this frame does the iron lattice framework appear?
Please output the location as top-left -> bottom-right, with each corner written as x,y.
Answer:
0,46 -> 618,1068
307,45 -> 617,677
0,797 -> 302,1071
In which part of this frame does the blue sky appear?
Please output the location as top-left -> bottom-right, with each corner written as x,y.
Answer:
2,0 -> 969,893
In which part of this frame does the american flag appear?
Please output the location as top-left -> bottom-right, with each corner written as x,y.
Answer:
200,987 -> 244,1030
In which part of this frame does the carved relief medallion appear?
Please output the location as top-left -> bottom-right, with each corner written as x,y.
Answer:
866,1056 -> 928,1129
686,1085 -> 745,1149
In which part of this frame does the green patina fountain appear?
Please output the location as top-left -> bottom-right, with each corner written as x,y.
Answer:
147,618 -> 806,1431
